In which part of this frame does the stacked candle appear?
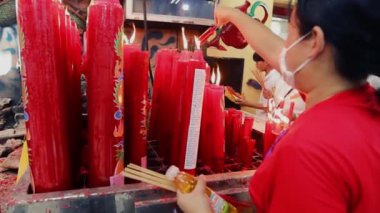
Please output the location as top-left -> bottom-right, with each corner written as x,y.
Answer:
263,99 -> 292,157
225,109 -> 243,157
149,49 -> 207,173
86,0 -> 124,187
17,0 -> 82,192
224,109 -> 256,168
124,44 -> 149,168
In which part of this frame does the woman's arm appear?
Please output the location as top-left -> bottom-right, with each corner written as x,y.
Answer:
236,96 -> 269,110
214,7 -> 284,71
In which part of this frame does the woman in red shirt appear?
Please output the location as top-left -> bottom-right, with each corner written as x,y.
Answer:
177,0 -> 380,212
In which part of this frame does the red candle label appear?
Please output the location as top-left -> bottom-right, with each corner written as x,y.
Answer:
184,69 -> 206,170
113,28 -> 124,175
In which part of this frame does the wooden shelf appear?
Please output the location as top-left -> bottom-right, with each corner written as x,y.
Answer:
274,0 -> 296,8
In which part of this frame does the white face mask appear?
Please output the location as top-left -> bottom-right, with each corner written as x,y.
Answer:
279,32 -> 312,88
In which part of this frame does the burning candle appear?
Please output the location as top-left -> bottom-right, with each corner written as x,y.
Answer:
179,27 -> 193,60
124,37 -> 149,169
177,60 -> 206,174
17,0 -> 73,192
86,0 -> 124,187
193,36 -> 204,61
193,36 -> 210,83
199,67 -> 225,173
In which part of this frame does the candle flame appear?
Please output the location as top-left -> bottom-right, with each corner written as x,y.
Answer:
123,35 -> 129,44
194,36 -> 201,50
130,23 -> 136,44
123,23 -> 136,44
211,70 -> 216,84
182,27 -> 188,50
216,66 -> 221,86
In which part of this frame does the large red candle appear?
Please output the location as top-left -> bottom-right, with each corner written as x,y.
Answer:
167,60 -> 189,166
153,51 -> 181,165
199,83 -> 225,173
124,44 -> 149,168
149,49 -> 175,161
177,60 -> 206,174
17,0 -> 73,192
86,0 -> 124,187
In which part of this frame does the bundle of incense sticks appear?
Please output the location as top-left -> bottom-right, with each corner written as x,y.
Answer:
123,164 -> 252,210
123,164 -> 176,192
251,69 -> 265,88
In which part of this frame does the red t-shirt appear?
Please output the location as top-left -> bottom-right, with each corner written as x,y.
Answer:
250,84 -> 380,213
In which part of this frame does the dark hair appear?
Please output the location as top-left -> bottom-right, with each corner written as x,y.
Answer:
294,0 -> 380,90
253,53 -> 264,62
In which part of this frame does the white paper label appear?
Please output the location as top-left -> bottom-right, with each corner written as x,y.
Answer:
184,69 -> 206,170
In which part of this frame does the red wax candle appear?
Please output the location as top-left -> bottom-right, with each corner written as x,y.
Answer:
243,138 -> 256,168
62,10 -> 83,186
238,117 -> 254,163
149,49 -> 176,161
17,0 -> 73,192
224,108 -> 236,155
229,111 -> 243,157
192,50 -> 203,61
287,101 -> 295,120
263,121 -> 277,157
241,117 -> 254,139
199,83 -> 225,173
124,44 -> 149,168
179,50 -> 193,61
86,0 -> 124,187
168,59 -> 195,167
192,50 -> 210,83
177,60 -> 206,174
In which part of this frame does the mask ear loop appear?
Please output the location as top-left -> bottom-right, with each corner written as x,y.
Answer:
286,31 -> 313,74
286,31 -> 312,51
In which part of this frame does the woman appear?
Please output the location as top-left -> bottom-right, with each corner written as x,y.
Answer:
177,0 -> 380,212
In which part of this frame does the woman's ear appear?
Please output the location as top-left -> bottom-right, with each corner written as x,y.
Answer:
308,26 -> 326,58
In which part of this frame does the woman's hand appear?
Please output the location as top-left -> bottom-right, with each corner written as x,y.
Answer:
263,88 -> 274,99
177,175 -> 212,213
236,95 -> 250,107
214,6 -> 240,26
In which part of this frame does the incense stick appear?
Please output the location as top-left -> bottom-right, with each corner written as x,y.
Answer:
128,163 -> 168,180
251,69 -> 265,87
123,164 -> 177,192
123,171 -> 176,192
124,168 -> 174,188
